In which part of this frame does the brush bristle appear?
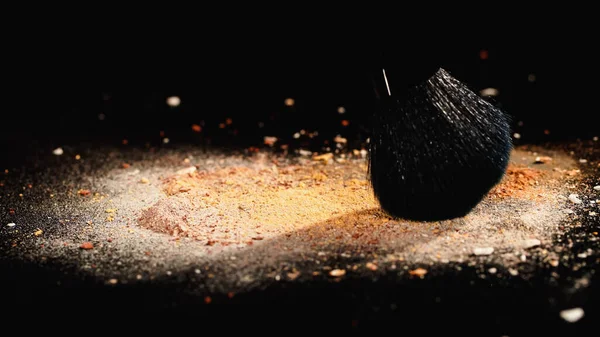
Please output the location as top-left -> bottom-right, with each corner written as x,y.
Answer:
369,68 -> 512,221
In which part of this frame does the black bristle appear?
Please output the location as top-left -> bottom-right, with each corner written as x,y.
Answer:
369,68 -> 512,221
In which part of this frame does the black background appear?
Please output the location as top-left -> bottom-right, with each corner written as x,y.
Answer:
1,33 -> 597,168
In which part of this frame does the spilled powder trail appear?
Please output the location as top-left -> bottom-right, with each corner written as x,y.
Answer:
4,145 -> 582,293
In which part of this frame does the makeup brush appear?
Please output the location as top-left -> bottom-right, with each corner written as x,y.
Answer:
368,53 -> 512,221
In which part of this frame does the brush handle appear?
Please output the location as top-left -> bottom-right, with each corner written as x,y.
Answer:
369,48 -> 446,100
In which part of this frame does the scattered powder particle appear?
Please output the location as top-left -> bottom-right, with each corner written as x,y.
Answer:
593,185 -> 600,191
409,268 -> 428,277
287,271 -> 300,280
334,136 -> 347,144
105,209 -> 116,213
34,229 -> 42,236
122,163 -> 131,169
579,159 -> 588,164
560,308 -> 584,323
549,260 -> 559,267
136,274 -> 142,280
7,223 -> 16,227
488,267 -> 497,274
52,147 -> 63,156
508,269 -> 519,276
313,153 -> 333,162
473,247 -> 494,256
329,269 -> 346,277
194,269 -> 201,274
108,278 -> 118,285
521,239 -> 541,249
140,178 -> 149,184
577,253 -> 587,259
568,194 -> 582,204
264,136 -> 277,146
534,156 -> 552,164
366,262 -> 378,271
192,124 -> 202,133
77,189 -> 91,196
176,166 -> 197,175
80,242 -> 94,250
590,212 -> 597,216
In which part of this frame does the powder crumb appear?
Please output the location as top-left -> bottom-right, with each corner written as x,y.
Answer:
80,242 -> 94,250
521,239 -> 541,249
366,262 -> 378,271
287,271 -> 300,280
568,194 -> 582,204
409,268 -> 428,277
534,156 -> 552,164
140,178 -> 149,184
473,247 -> 494,256
108,278 -> 118,285
34,229 -> 42,236
560,308 -> 584,323
329,269 -> 346,277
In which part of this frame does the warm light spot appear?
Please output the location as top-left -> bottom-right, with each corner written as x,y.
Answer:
341,120 -> 350,127
191,124 -> 202,133
293,132 -> 300,139
163,138 -> 170,144
480,88 -> 499,97
219,123 -> 226,129
337,106 -> 346,114
528,74 -> 536,82
166,96 -> 181,107
122,139 -> 128,145
225,118 -> 233,125
75,154 -> 81,160
513,133 -> 521,139
479,50 -> 489,60
544,129 -> 551,135
284,98 -> 295,107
